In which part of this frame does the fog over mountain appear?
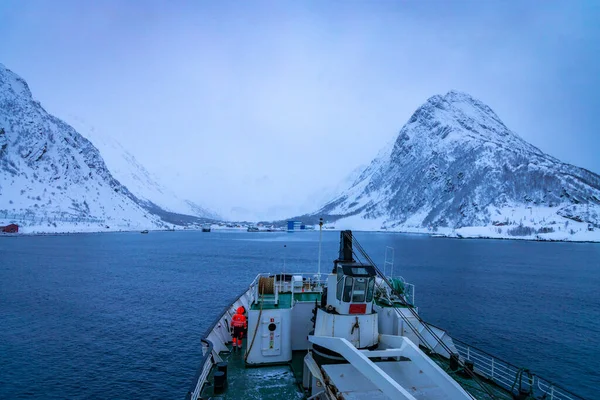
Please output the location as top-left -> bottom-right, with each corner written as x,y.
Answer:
66,116 -> 219,221
2,2 -> 598,220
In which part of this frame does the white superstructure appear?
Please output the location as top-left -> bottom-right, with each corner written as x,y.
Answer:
187,230 -> 585,400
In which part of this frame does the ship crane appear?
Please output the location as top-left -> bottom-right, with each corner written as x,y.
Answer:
307,231 -> 475,400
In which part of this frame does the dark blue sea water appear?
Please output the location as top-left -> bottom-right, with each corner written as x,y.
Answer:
0,231 -> 598,399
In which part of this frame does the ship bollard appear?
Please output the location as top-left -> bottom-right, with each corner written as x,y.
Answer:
449,353 -> 460,371
217,362 -> 228,381
213,371 -> 226,393
464,360 -> 474,377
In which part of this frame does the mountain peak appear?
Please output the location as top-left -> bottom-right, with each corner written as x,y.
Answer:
425,90 -> 477,105
441,90 -> 502,121
421,90 -> 503,124
404,90 -> 519,147
443,90 -> 476,101
312,90 -> 600,241
0,63 -> 33,100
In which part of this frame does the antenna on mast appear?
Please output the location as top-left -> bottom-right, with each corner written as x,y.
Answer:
283,244 -> 287,275
317,217 -> 323,282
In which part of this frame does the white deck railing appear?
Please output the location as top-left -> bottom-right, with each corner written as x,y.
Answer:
376,276 -> 416,307
248,272 -> 326,306
187,340 -> 213,400
403,281 -> 415,306
454,340 -> 585,400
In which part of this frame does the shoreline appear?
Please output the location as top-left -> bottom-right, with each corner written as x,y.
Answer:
2,226 -> 598,243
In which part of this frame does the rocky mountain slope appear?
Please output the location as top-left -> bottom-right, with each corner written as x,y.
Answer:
311,91 -> 600,241
0,63 -> 201,232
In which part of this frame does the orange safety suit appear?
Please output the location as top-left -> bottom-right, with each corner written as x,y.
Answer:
230,307 -> 247,351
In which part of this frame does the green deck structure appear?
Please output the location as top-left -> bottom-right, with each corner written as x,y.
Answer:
200,343 -> 306,399
292,292 -> 321,303
250,292 -> 321,311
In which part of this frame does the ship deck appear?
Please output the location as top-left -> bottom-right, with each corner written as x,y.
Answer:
429,354 -> 513,400
199,344 -> 515,399
200,342 -> 307,399
199,287 -> 515,399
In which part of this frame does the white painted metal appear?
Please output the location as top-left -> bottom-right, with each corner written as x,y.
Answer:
291,301 -> 316,350
418,323 -> 457,358
303,352 -> 326,398
292,275 -> 303,290
358,348 -> 409,358
309,335 -> 418,400
313,308 -> 379,348
374,304 -> 422,347
308,335 -> 472,399
378,334 -> 471,397
261,313 -> 282,356
325,273 -> 374,315
402,281 -> 416,306
246,308 -> 292,365
384,246 -> 394,278
326,274 -> 338,308
317,218 -> 323,281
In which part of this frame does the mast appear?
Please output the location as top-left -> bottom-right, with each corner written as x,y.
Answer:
317,217 -> 323,282
283,244 -> 287,275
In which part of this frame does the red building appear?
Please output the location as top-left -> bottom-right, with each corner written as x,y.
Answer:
1,224 -> 18,233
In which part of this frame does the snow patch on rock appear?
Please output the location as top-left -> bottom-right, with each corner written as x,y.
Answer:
312,91 -> 600,242
0,63 -> 167,232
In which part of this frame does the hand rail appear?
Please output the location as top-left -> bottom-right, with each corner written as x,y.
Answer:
187,272 -> 327,398
248,272 -> 327,305
453,339 -> 586,400
185,339 -> 213,400
185,287 -> 247,400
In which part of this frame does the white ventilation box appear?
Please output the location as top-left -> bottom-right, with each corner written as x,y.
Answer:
292,275 -> 303,289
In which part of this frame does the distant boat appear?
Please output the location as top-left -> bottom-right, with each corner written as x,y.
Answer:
247,226 -> 259,232
140,230 -> 149,234
202,224 -> 211,232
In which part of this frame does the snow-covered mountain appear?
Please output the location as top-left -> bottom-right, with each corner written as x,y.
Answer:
311,91 -> 600,241
66,116 -> 220,221
0,63 -> 182,232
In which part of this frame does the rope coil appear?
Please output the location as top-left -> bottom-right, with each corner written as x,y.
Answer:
258,277 -> 275,295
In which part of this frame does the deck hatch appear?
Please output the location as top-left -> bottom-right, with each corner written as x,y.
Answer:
262,315 -> 282,356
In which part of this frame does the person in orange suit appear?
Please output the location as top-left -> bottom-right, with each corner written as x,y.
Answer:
230,306 -> 247,352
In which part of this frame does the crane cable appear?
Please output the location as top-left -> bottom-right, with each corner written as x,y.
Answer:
348,232 -> 493,398
372,279 -> 438,355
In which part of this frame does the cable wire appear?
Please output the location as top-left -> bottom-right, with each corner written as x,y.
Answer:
344,231 -> 496,400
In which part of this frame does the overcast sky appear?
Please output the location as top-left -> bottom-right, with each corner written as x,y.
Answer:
1,1 -> 599,220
